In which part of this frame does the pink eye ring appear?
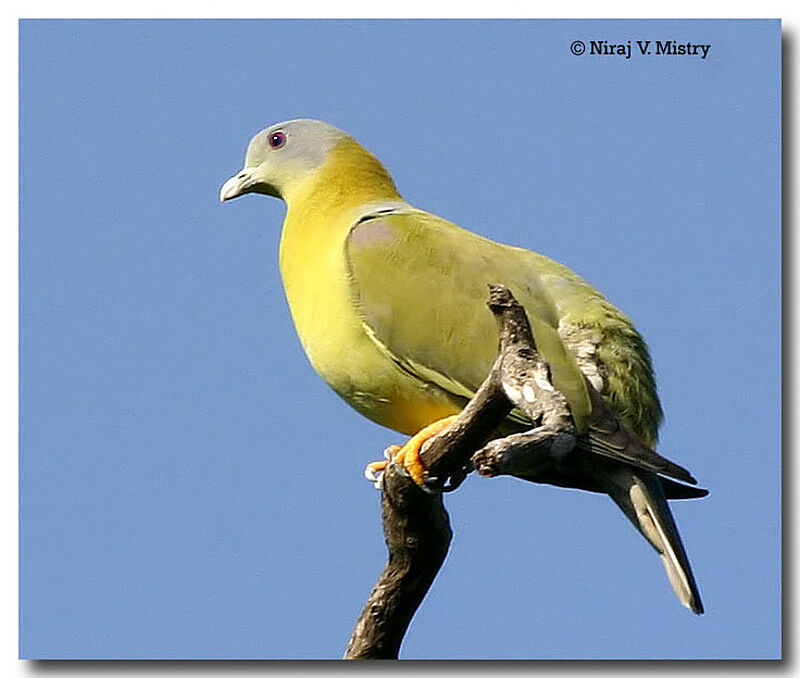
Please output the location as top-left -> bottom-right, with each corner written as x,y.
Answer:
268,131 -> 287,149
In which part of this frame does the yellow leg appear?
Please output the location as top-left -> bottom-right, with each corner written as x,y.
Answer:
366,415 -> 459,487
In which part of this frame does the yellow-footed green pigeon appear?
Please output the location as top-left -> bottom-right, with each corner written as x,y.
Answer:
220,119 -> 706,615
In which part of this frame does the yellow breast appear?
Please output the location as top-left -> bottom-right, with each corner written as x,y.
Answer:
277,149 -> 461,435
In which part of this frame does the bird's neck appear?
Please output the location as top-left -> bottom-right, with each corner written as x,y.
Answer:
277,140 -> 403,379
283,138 -> 402,220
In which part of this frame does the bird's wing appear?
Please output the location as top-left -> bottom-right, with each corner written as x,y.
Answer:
343,208 -> 592,432
578,385 -> 699,484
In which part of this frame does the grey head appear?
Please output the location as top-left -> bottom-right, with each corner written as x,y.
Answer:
219,119 -> 348,202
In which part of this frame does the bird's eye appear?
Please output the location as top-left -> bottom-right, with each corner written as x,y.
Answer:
268,131 -> 287,149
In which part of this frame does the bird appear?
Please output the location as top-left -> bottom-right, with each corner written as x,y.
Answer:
220,118 -> 707,615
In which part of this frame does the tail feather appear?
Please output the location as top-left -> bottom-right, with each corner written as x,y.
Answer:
660,476 -> 709,500
589,460 -> 704,614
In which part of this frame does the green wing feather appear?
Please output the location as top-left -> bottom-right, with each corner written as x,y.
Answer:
343,208 -> 593,433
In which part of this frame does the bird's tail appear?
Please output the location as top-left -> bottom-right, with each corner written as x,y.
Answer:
589,460 -> 704,614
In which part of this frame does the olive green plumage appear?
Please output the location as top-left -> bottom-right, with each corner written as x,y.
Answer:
564,296 -> 664,448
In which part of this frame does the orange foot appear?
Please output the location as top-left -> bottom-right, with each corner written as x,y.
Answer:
364,415 -> 459,488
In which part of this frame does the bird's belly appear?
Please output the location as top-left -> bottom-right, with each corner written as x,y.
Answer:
298,312 -> 462,436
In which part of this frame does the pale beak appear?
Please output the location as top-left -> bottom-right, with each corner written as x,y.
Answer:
219,170 -> 255,202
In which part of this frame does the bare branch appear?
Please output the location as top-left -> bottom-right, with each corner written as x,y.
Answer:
343,467 -> 451,659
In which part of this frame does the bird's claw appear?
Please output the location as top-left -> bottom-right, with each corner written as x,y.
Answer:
363,415 -> 459,491
364,461 -> 470,495
364,461 -> 386,489
363,461 -> 443,494
363,445 -> 401,489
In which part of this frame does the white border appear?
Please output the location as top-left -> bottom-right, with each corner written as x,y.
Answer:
6,3 -> 794,675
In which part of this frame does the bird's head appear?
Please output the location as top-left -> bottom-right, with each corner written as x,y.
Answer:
219,119 -> 348,202
219,119 -> 348,203
220,118 -> 400,206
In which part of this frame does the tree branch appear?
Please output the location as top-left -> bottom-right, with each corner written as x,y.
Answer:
342,467 -> 451,659
343,284 -> 577,659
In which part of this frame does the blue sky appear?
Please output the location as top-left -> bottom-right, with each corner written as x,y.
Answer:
19,19 -> 780,659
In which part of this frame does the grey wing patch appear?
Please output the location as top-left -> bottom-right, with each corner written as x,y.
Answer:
558,321 -> 606,393
347,214 -> 399,249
